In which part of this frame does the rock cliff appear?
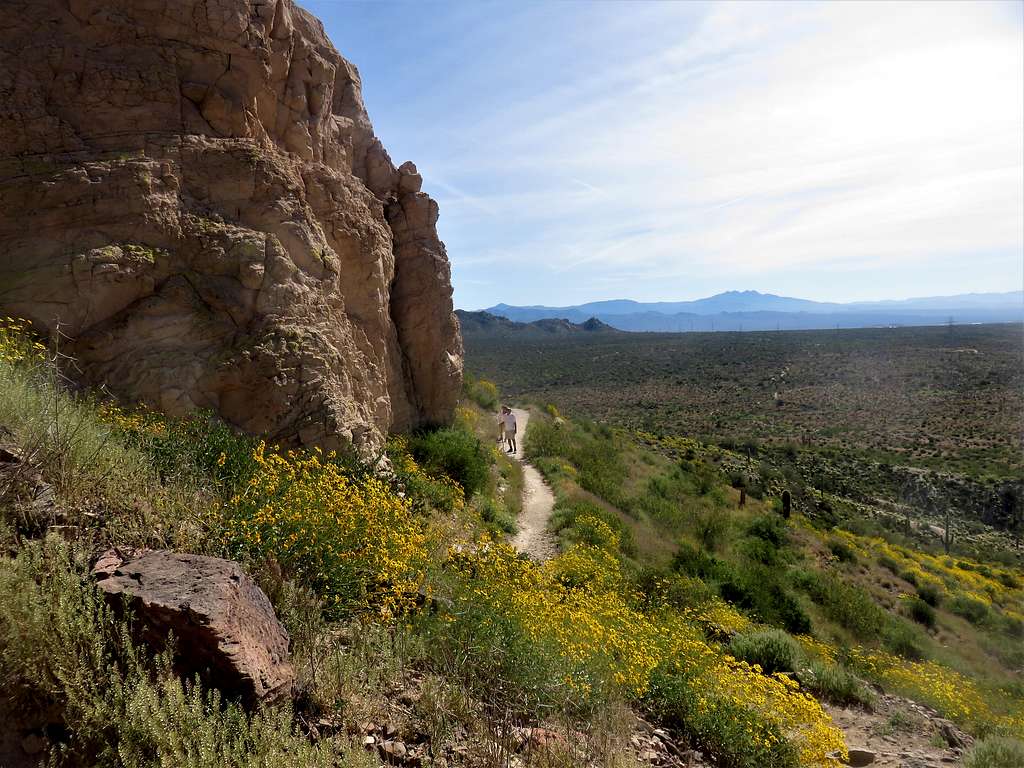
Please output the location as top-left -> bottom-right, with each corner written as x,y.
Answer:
0,0 -> 462,451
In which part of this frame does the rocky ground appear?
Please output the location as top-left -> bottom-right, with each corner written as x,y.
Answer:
826,693 -> 973,768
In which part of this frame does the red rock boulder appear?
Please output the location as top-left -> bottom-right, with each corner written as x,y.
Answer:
93,548 -> 294,705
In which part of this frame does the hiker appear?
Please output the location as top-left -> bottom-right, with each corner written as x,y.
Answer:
496,407 -> 507,444
502,407 -> 517,454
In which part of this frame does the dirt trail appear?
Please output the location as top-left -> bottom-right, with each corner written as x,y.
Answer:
508,408 -> 558,560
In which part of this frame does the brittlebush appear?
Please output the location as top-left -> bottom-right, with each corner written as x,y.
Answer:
445,534 -> 846,767
220,443 -> 428,619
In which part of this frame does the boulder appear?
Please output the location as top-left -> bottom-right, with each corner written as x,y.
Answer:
0,0 -> 462,454
844,748 -> 875,767
93,548 -> 294,705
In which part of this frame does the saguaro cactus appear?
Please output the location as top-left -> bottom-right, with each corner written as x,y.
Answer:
781,489 -> 792,519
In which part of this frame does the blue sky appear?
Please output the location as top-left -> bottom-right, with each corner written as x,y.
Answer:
304,0 -> 1024,310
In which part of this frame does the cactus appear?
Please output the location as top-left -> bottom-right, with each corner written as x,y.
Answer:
781,489 -> 792,519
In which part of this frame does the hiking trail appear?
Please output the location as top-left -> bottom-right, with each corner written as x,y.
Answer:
508,408 -> 558,560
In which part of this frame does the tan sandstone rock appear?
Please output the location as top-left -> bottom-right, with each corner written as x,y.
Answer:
0,0 -> 462,452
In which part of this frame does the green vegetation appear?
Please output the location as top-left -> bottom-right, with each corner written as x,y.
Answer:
409,426 -> 490,497
728,628 -> 801,675
963,735 -> 1024,768
3,314 -> 1022,768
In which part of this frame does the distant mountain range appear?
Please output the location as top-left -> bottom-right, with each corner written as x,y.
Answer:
480,290 -> 1024,332
457,310 -> 617,337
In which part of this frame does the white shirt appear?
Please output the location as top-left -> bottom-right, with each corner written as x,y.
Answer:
503,412 -> 517,430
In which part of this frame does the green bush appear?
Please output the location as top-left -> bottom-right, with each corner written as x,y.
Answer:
878,555 -> 900,574
828,539 -> 857,563
746,514 -> 789,549
463,374 -> 499,410
950,594 -> 990,626
906,596 -> 936,628
728,629 -> 801,675
793,570 -> 886,640
476,497 -> 517,535
717,564 -> 811,635
526,418 -> 628,506
797,660 -> 873,708
916,582 -> 942,607
634,568 -> 716,613
963,736 -> 1024,768
410,426 -> 490,497
883,619 -> 927,660
125,410 -> 259,495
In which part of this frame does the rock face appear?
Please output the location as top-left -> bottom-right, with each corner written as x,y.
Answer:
0,0 -> 462,451
93,548 -> 294,704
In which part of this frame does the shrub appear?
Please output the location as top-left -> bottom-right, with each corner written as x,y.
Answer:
916,582 -> 942,607
883,619 -> 926,660
906,596 -> 936,629
793,570 -> 886,640
729,629 -> 801,675
963,736 -> 1024,768
797,660 -> 873,708
878,555 -> 900,574
643,667 -> 800,768
111,407 -> 260,495
551,498 -> 635,556
476,497 -> 517,534
828,539 -> 857,563
410,426 -> 490,497
718,565 -> 811,635
746,514 -> 789,549
949,594 -> 990,626
0,539 -> 339,768
463,373 -> 499,410
221,443 -> 428,618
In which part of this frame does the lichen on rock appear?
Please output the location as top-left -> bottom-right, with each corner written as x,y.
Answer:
0,0 -> 463,452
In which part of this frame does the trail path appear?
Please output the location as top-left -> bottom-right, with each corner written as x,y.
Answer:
508,408 -> 558,560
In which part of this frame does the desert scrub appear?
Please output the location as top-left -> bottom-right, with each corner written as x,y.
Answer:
849,648 -> 1024,733
0,321 -> 205,549
463,373 -> 499,411
963,735 -> 1024,768
409,425 -> 490,497
387,436 -> 466,515
425,536 -> 845,766
220,442 -> 428,619
0,538 -> 347,767
729,628 -> 801,675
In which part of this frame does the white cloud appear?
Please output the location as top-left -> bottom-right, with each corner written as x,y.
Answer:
410,1 -> 1023,305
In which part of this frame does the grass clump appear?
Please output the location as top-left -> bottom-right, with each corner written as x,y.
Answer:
963,735 -> 1024,768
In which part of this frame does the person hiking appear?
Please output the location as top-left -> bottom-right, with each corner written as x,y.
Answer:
502,406 -> 517,454
496,407 -> 507,444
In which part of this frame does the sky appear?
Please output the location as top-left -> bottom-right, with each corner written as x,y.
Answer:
303,0 -> 1024,310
